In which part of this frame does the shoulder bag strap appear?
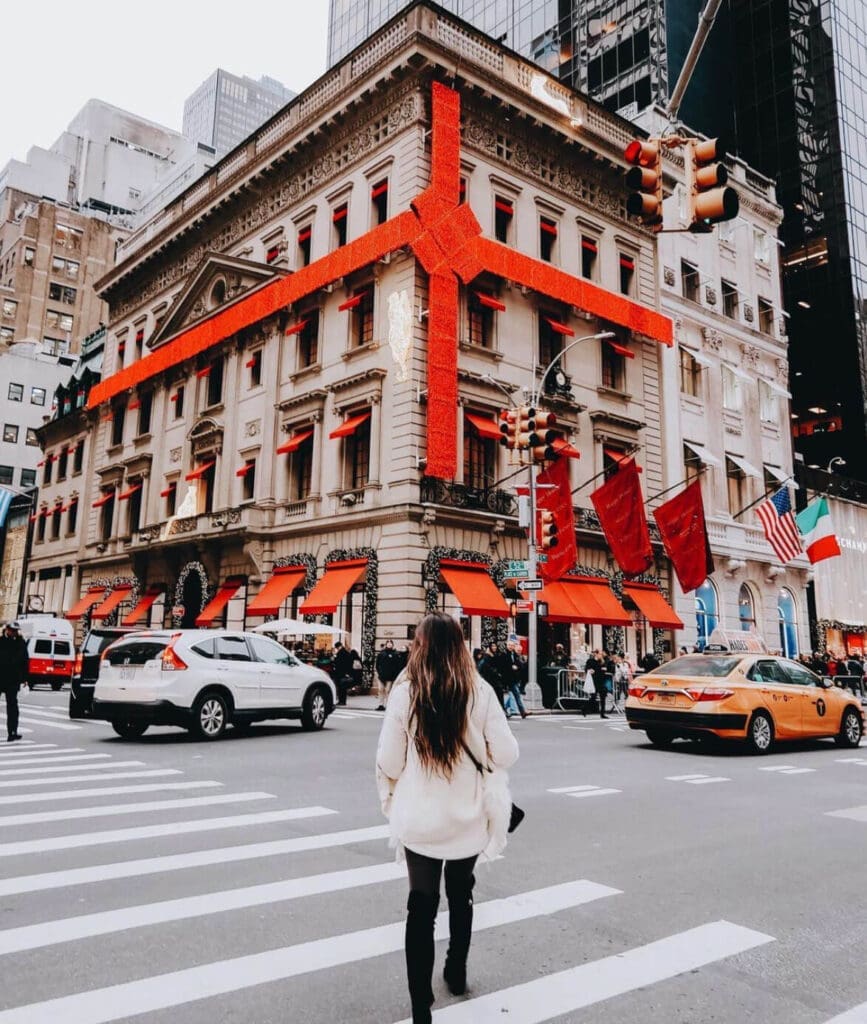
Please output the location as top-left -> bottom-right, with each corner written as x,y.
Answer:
461,739 -> 490,775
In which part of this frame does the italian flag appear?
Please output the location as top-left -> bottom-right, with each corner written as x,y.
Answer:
795,497 -> 841,564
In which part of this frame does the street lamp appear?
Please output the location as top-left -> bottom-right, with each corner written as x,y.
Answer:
534,331 -> 615,407
826,457 -> 846,474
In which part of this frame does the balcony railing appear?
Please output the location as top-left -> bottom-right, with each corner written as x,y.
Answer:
420,477 -> 517,516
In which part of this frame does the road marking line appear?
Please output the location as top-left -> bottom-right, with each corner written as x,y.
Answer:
2,781 -> 222,805
0,806 -> 339,860
0,880 -> 621,1023
0,769 -> 182,789
835,758 -> 867,765
568,788 -> 621,798
563,726 -> 592,731
758,765 -> 797,772
398,919 -> 774,1024
0,791 -> 276,828
822,999 -> 867,1022
780,767 -> 815,775
666,774 -> 708,781
548,785 -> 599,793
0,753 -> 112,769
686,776 -> 731,785
0,745 -> 62,756
16,706 -> 74,720
826,806 -> 867,823
0,715 -> 79,731
0,760 -> 145,777
0,861 -> 408,956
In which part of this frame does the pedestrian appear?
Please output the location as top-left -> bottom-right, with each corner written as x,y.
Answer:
332,642 -> 354,706
375,639 -> 403,711
586,649 -> 608,718
613,654 -> 631,703
477,643 -> 505,707
375,612 -> 519,1024
0,622 -> 28,742
503,641 -> 529,718
639,650 -> 660,673
549,643 -> 570,669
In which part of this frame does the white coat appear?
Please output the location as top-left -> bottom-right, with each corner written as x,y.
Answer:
375,675 -> 519,861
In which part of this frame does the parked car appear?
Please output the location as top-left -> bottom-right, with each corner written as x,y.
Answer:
17,617 -> 75,691
69,627 -> 137,718
92,630 -> 337,739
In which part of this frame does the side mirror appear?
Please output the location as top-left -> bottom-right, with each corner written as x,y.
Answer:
821,677 -> 834,689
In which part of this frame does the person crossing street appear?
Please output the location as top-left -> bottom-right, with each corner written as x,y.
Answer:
375,639 -> 403,710
0,621 -> 28,741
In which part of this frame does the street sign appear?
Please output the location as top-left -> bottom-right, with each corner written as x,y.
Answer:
515,600 -> 534,612
505,568 -> 530,579
505,560 -> 528,572
517,579 -> 543,591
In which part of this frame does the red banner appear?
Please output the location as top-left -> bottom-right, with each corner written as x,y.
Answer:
590,459 -> 653,576
536,457 -> 578,582
652,480 -> 714,593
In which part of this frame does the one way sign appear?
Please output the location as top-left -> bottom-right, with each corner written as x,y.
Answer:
517,579 -> 543,591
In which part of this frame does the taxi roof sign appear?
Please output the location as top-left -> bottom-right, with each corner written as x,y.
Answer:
704,629 -> 768,655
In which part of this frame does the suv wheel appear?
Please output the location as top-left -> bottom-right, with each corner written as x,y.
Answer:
191,692 -> 229,740
301,685 -> 330,731
111,720 -> 149,739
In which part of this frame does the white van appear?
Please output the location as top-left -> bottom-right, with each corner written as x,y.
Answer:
17,616 -> 75,691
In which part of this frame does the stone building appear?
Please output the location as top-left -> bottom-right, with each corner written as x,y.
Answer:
27,3 -> 686,675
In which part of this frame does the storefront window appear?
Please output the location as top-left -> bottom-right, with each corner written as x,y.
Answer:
738,583 -> 756,631
778,588 -> 798,658
695,579 -> 718,650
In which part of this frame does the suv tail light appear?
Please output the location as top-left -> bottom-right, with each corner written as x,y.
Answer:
73,654 -> 83,675
686,687 -> 734,702
161,637 -> 187,672
628,685 -> 647,698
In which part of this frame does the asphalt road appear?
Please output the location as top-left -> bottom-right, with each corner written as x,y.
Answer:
1,689 -> 867,1024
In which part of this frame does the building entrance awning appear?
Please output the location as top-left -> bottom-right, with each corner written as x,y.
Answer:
91,585 -> 134,621
623,582 -> 684,628
439,560 -> 509,618
298,559 -> 367,615
121,586 -> 164,626
66,587 -> 106,620
540,577 -> 631,626
195,576 -> 245,627
247,568 -> 307,617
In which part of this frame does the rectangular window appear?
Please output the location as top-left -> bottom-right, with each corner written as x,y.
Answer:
265,243 -> 281,265
0,465 -> 12,486
722,280 -> 739,319
2,424 -> 18,444
619,253 -> 635,296
173,385 -> 185,419
332,203 -> 348,248
538,315 -> 562,369
165,482 -> 177,517
57,448 -> 68,479
23,247 -> 35,267
467,292 -> 494,349
201,462 -> 216,515
66,260 -> 79,280
463,417 -> 496,490
722,365 -> 742,411
346,414 -> 371,491
726,457 -> 745,516
206,358 -> 224,407
30,387 -> 46,406
8,383 -> 23,402
137,392 -> 153,436
45,309 -> 74,332
73,439 -> 84,473
681,260 -> 700,302
48,283 -> 76,305
100,494 -> 114,541
350,289 -> 374,348
581,237 -> 598,280
128,486 -> 142,534
684,444 -> 702,485
759,379 -> 778,423
111,405 -> 126,447
494,197 -> 513,244
297,225 -> 312,267
601,344 -> 626,391
753,227 -> 770,264
20,467 -> 36,488
24,428 -> 38,448
134,325 -> 145,356
51,505 -> 62,540
299,310 -> 320,368
371,179 -> 388,225
758,297 -> 774,335
43,336 -> 69,357
291,433 -> 314,500
679,347 -> 700,397
0,327 -> 13,344
241,459 -> 256,501
248,350 -> 262,388
36,510 -> 46,542
539,217 -> 558,262
42,458 -> 52,485
67,499 -> 78,534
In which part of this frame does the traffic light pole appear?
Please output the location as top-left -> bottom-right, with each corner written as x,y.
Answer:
527,455 -> 539,694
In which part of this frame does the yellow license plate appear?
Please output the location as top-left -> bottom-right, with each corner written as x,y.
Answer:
658,693 -> 675,705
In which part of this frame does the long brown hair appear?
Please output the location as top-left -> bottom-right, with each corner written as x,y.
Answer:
406,612 -> 476,776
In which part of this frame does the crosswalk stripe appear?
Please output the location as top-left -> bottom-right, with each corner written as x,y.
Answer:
0,769 -> 182,789
548,785 -> 599,793
568,788 -> 621,798
0,806 -> 339,859
0,791 -> 276,828
686,776 -> 731,785
0,879 -> 620,1023
822,1000 -> 867,1022
666,774 -> 708,781
826,806 -> 867,823
3,781 -> 222,805
0,861 -> 407,956
0,760 -> 145,777
15,706 -> 72,720
0,753 -> 112,768
0,745 -> 63,756
403,919 -> 774,1023
0,715 -> 79,731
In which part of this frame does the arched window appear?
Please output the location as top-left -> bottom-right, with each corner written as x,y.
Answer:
695,579 -> 719,650
738,584 -> 756,632
778,589 -> 798,658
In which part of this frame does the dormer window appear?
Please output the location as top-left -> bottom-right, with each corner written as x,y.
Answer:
210,279 -> 227,309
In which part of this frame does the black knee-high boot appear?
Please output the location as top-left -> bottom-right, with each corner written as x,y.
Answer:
443,871 -> 475,995
405,890 -> 440,1024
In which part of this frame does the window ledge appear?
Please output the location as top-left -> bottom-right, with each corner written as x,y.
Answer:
596,386 -> 632,402
106,443 -> 123,456
201,402 -> 225,416
459,341 -> 503,361
289,363 -> 323,384
134,432 -> 152,446
341,341 -> 379,362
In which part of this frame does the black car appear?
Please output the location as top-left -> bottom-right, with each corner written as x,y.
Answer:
69,627 -> 137,718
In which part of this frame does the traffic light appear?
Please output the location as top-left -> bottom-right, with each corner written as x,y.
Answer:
538,509 -> 558,550
528,409 -> 560,462
624,139 -> 663,230
499,409 -> 515,449
514,406 -> 535,450
686,138 -> 739,232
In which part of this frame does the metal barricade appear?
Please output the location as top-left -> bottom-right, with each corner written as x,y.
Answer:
833,675 -> 865,698
553,667 -> 592,713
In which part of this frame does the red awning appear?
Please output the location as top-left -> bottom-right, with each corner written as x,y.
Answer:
604,448 -> 642,473
581,239 -> 598,253
246,567 -> 307,617
552,438 -> 581,459
338,292 -> 367,312
297,226 -> 312,243
92,490 -> 115,508
66,587 -> 106,620
371,181 -> 388,199
329,412 -> 370,439
91,585 -> 134,621
619,255 -> 635,270
195,366 -> 212,379
332,205 -> 348,222
540,219 -> 558,236
117,484 -> 141,501
185,461 -> 215,481
544,317 -> 574,337
494,199 -> 513,215
121,586 -> 164,626
284,319 -> 309,337
466,413 -> 502,441
277,429 -> 314,455
608,340 -> 635,359
159,482 -> 177,498
474,292 -> 506,312
235,462 -> 254,478
623,583 -> 684,628
299,559 -> 367,615
439,560 -> 509,618
195,576 -> 246,627
541,577 -> 631,626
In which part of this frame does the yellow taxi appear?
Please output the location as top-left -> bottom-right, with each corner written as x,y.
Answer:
625,631 -> 864,754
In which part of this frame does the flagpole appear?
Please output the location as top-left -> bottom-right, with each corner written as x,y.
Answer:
643,467 -> 708,506
731,476 -> 796,521
570,445 -> 642,497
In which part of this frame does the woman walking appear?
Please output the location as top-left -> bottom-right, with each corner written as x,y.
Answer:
376,613 -> 519,1023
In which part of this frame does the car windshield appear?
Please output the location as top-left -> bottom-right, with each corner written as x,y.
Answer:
647,655 -> 741,678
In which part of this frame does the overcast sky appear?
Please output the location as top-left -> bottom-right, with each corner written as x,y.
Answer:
1,2 -> 329,167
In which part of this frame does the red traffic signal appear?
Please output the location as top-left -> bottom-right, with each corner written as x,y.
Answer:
687,138 -> 739,232
538,509 -> 559,550
514,406 -> 536,450
625,139 -> 663,230
529,409 -> 562,462
499,409 -> 516,449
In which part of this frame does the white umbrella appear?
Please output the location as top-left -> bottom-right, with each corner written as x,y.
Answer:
252,618 -> 346,637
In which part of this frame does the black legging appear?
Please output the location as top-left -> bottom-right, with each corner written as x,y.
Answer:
405,847 -> 478,897
3,686 -> 19,738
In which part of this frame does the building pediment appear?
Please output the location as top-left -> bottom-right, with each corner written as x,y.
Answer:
148,252 -> 288,349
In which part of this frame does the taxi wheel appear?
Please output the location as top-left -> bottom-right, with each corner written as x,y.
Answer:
747,710 -> 774,754
645,728 -> 675,748
836,707 -> 863,748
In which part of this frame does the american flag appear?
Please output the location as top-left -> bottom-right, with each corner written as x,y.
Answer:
755,487 -> 803,564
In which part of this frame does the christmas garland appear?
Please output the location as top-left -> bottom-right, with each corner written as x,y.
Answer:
273,554 -> 318,621
173,561 -> 210,628
82,574 -> 139,629
816,619 -> 867,656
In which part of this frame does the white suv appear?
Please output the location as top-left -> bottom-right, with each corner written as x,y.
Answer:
93,630 -> 336,740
